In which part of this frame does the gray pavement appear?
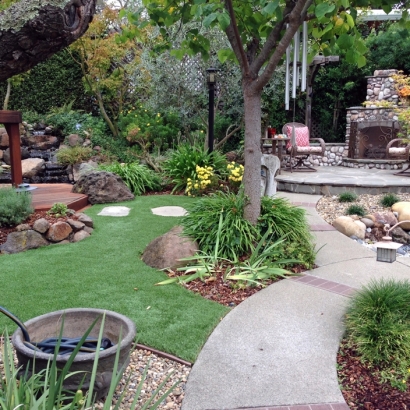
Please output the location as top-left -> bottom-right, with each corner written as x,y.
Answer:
181,192 -> 410,410
276,166 -> 410,195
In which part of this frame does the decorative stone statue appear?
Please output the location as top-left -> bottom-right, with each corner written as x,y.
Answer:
261,154 -> 281,197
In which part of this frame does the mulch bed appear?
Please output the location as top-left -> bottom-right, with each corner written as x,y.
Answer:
337,340 -> 410,409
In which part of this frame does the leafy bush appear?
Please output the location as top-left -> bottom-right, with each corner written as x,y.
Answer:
345,279 -> 410,366
259,196 -> 316,268
181,191 -> 258,260
56,146 -> 93,166
47,202 -> 69,218
380,193 -> 400,208
345,204 -> 366,217
163,144 -> 227,193
99,162 -> 162,195
0,188 -> 33,227
338,192 -> 357,203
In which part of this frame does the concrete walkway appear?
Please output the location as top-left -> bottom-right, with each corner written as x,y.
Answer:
181,192 -> 410,410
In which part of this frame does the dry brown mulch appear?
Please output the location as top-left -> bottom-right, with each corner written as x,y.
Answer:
337,340 -> 410,409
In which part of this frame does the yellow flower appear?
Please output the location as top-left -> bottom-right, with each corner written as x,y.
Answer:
194,183 -> 199,189
157,113 -> 161,117
200,130 -> 204,133
147,123 -> 150,126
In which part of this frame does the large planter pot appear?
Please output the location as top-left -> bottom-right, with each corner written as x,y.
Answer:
12,308 -> 136,400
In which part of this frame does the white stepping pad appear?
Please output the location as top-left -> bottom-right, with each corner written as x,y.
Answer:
151,206 -> 187,217
98,206 -> 131,217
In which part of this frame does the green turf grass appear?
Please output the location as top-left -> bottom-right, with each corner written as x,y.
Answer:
0,195 -> 229,362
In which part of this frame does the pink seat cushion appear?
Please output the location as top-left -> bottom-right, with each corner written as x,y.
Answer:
286,125 -> 309,150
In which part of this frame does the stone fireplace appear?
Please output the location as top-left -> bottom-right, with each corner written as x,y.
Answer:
342,69 -> 406,170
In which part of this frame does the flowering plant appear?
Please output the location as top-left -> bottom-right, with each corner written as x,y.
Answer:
227,162 -> 244,183
185,165 -> 218,196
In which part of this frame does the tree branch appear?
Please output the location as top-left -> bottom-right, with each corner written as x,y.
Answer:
215,117 -> 244,149
224,0 -> 250,77
254,0 -> 313,93
0,0 -> 97,82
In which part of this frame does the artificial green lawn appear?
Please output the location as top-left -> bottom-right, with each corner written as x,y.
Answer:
0,195 -> 229,362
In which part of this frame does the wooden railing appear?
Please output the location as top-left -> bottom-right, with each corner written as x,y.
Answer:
0,110 -> 22,186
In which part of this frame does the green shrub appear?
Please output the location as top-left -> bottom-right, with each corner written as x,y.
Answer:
181,191 -> 258,260
0,188 -> 33,227
56,146 -> 93,166
338,191 -> 357,203
99,162 -> 162,195
163,144 -> 227,193
345,279 -> 410,366
380,193 -> 400,208
259,196 -> 316,268
181,192 -> 316,268
47,202 -> 69,218
345,204 -> 366,217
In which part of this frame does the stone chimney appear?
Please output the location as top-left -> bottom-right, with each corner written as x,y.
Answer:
365,69 -> 399,105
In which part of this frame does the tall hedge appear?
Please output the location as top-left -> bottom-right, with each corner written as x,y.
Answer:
0,49 -> 91,114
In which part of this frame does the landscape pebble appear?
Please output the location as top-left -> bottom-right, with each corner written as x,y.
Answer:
316,193 -> 410,257
0,340 -> 190,410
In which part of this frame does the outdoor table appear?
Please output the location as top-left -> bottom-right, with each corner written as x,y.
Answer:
261,136 -> 290,174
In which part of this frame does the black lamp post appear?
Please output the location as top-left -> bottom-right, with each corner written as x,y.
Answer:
207,67 -> 218,153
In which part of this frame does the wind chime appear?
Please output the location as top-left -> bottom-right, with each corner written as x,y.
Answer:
285,21 -> 308,112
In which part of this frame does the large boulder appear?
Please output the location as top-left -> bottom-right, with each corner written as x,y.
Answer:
371,212 -> 398,228
391,226 -> 410,245
142,226 -> 199,270
22,158 -> 45,178
333,216 -> 366,240
0,128 -> 9,149
72,171 -> 134,204
21,135 -> 59,150
0,230 -> 49,254
46,222 -> 72,242
3,147 -> 30,165
392,202 -> 410,230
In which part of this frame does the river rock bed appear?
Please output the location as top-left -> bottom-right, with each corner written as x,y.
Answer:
0,340 -> 190,410
316,192 -> 410,256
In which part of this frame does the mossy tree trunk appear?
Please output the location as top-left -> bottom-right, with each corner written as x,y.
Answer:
0,0 -> 97,82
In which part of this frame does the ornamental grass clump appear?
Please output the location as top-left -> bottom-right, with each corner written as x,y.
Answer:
345,204 -> 366,217
99,162 -> 162,195
0,187 -> 33,227
345,279 -> 410,389
338,191 -> 357,203
259,196 -> 316,268
380,193 -> 400,208
181,191 -> 258,260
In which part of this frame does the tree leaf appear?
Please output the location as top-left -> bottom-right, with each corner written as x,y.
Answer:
357,54 -> 366,68
218,48 -> 235,63
262,0 -> 279,16
315,3 -> 335,20
217,12 -> 231,30
203,12 -> 217,27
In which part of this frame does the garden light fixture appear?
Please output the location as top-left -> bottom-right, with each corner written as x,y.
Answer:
207,67 -> 219,153
375,221 -> 410,263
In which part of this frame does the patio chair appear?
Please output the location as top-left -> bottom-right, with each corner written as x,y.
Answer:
386,138 -> 410,176
282,122 -> 325,172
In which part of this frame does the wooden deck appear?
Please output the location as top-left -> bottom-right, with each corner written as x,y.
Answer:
30,184 -> 89,212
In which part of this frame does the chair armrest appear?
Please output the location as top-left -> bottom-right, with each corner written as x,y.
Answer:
386,138 -> 410,159
310,138 -> 326,155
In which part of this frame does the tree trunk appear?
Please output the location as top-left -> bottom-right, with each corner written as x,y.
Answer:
243,84 -> 262,225
3,79 -> 11,110
0,0 -> 97,82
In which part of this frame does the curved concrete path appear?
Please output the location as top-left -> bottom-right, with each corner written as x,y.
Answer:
181,192 -> 410,410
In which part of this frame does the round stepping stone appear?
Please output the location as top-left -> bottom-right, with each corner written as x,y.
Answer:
151,206 -> 187,217
97,206 -> 131,217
